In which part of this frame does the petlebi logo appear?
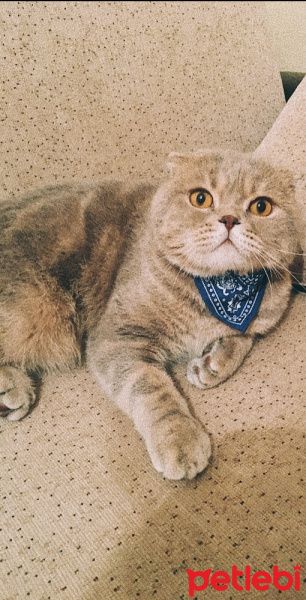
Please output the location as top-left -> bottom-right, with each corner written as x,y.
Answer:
187,564 -> 301,596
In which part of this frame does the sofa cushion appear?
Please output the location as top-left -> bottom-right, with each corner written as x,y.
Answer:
1,1 -> 285,195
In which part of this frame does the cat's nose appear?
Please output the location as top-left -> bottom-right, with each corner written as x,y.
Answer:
219,215 -> 240,231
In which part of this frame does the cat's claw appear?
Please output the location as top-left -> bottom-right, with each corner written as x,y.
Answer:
147,415 -> 211,480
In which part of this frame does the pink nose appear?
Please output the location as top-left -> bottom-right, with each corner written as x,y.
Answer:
219,215 -> 239,231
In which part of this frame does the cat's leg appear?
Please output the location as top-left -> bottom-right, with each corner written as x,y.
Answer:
88,341 -> 211,480
187,335 -> 253,389
0,366 -> 36,421
0,278 -> 81,420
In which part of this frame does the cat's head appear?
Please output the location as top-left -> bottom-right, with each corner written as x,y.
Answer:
150,149 -> 299,278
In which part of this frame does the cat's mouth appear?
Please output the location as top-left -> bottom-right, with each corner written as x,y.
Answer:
209,236 -> 248,272
219,237 -> 237,250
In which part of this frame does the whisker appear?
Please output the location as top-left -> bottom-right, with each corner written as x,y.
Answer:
249,250 -> 274,297
274,248 -> 304,256
253,245 -> 302,286
165,228 -> 302,295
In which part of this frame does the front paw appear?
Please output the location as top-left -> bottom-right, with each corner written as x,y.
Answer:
0,367 -> 36,421
187,336 -> 252,390
187,354 -> 219,389
187,338 -> 222,389
147,414 -> 211,480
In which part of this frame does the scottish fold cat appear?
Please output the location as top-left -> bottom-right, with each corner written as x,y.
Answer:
0,149 -> 299,479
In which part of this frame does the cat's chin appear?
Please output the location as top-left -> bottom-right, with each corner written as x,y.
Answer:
196,241 -> 250,277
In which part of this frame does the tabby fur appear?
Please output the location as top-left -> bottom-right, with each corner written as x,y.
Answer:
0,149 -> 298,479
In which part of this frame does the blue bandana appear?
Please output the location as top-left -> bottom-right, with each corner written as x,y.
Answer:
194,270 -> 268,332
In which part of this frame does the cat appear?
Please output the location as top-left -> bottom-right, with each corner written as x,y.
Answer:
0,149 -> 299,479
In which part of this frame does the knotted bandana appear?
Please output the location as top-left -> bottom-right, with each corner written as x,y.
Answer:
194,270 -> 268,332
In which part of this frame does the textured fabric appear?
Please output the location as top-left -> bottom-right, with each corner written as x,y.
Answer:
0,294 -> 304,600
194,270 -> 268,332
255,76 -> 306,283
0,1 -> 285,196
0,3 -> 305,600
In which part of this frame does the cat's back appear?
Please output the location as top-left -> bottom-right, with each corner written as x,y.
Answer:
0,180 -> 155,272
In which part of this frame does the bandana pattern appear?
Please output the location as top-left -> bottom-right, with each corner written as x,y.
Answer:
194,270 -> 268,332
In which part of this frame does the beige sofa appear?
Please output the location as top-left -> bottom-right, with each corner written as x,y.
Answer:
0,3 -> 305,599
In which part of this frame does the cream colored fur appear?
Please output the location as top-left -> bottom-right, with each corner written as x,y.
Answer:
0,150 -> 298,478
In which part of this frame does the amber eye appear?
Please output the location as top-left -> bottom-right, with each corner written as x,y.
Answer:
249,197 -> 273,217
189,189 -> 213,209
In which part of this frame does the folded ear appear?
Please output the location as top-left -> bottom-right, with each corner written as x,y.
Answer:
166,152 -> 188,174
166,148 -> 218,171
166,148 -> 221,174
